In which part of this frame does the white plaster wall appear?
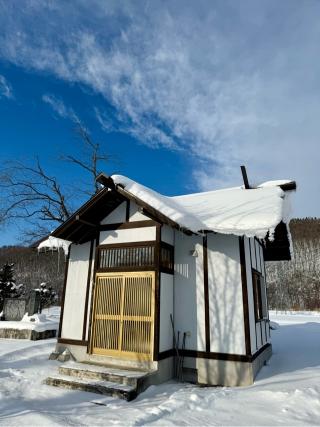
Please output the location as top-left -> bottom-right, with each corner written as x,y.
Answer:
159,273 -> 174,352
100,202 -> 126,224
61,242 -> 91,340
99,227 -> 156,244
244,237 -> 258,353
161,225 -> 174,245
129,201 -> 150,221
174,232 -> 205,351
207,234 -> 246,355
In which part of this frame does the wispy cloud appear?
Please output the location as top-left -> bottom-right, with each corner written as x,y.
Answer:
0,1 -> 319,214
0,74 -> 13,99
42,93 -> 78,121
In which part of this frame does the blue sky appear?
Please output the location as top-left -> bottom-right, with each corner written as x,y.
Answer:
0,0 -> 320,245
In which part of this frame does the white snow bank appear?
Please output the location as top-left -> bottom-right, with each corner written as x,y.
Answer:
0,312 -> 59,332
112,175 -> 292,239
37,236 -> 71,255
269,321 -> 280,330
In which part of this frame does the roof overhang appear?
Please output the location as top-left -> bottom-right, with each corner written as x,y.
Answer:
51,188 -> 126,243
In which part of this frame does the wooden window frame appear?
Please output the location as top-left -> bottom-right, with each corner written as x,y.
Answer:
95,240 -> 174,274
252,269 -> 267,322
159,241 -> 174,274
97,241 -> 157,272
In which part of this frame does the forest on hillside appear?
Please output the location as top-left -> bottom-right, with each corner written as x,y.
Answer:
0,246 -> 65,303
267,218 -> 320,310
0,217 -> 319,310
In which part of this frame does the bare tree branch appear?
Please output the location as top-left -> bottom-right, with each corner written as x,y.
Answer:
0,120 -> 113,242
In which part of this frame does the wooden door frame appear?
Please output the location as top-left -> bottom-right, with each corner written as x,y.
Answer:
89,271 -> 156,361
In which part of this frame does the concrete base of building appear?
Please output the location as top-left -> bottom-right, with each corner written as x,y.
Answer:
183,344 -> 273,387
54,341 -> 272,388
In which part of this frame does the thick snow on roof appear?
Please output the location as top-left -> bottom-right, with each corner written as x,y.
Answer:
112,175 -> 292,239
37,236 -> 71,255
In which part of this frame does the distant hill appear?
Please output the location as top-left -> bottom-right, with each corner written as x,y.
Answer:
0,246 -> 65,302
267,218 -> 320,310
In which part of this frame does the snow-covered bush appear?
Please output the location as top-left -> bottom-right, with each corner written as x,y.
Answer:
0,262 -> 25,312
34,282 -> 58,312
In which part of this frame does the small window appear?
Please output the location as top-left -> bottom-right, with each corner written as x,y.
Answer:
160,242 -> 174,273
252,270 -> 267,320
98,244 -> 155,270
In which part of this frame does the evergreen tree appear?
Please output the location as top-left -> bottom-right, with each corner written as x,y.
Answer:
0,262 -> 25,312
37,282 -> 57,312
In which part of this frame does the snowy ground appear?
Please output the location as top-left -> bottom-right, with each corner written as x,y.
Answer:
0,312 -> 320,426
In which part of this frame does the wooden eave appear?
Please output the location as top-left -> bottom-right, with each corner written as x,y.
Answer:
51,188 -> 126,244
51,182 -> 195,244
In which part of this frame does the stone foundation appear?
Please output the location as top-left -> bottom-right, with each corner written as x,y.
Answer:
0,328 -> 57,340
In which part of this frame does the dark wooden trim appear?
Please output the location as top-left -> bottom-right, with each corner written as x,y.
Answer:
251,343 -> 271,361
158,343 -> 272,363
82,239 -> 95,341
203,234 -> 210,352
180,349 -> 250,363
75,215 -> 97,228
125,200 -> 130,222
58,247 -> 71,338
160,266 -> 174,275
87,234 -> 100,353
58,338 -> 88,346
99,220 -> 157,231
252,269 -> 265,323
153,224 -> 161,361
97,266 -> 157,273
160,241 -> 174,250
248,239 -> 258,350
97,240 -> 156,249
158,349 -> 175,360
239,237 -> 251,356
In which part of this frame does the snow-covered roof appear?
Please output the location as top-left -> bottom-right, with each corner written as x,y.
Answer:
112,175 -> 294,239
37,236 -> 71,255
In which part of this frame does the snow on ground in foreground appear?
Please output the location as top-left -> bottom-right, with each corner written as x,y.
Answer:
0,312 -> 320,426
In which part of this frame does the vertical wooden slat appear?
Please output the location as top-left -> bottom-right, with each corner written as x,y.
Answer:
90,271 -> 155,360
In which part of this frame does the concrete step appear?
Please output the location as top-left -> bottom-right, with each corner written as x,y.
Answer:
45,374 -> 137,401
59,361 -> 152,387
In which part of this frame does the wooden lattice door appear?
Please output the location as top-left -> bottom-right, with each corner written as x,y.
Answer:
90,272 -> 155,361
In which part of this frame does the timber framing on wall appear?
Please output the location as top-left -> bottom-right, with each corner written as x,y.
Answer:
153,224 -> 162,361
158,342 -> 271,363
239,237 -> 251,355
82,238 -> 95,341
203,234 -> 210,352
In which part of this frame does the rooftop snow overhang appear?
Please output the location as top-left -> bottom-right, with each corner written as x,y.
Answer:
51,174 -> 295,261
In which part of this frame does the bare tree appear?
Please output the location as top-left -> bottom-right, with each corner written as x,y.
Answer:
61,121 -> 111,195
0,122 -> 111,242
